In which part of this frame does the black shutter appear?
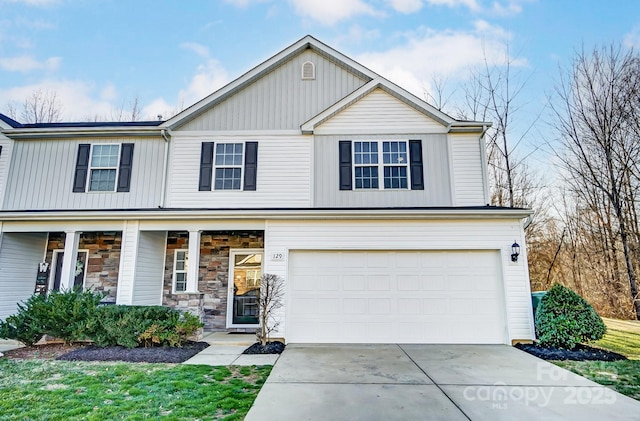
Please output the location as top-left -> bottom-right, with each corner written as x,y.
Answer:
199,142 -> 214,191
339,140 -> 352,190
72,144 -> 91,193
116,143 -> 135,192
409,139 -> 424,190
243,142 -> 258,191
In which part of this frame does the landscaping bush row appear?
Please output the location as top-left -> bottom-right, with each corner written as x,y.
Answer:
0,290 -> 202,348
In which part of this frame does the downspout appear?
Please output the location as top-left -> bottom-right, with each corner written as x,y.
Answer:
159,129 -> 171,208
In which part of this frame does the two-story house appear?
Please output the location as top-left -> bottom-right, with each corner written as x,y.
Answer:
0,36 -> 534,344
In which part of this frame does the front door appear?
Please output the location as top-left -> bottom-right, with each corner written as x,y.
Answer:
227,250 -> 263,327
51,250 -> 88,291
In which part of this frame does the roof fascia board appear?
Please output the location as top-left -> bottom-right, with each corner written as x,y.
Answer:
4,127 -> 163,139
301,78 -> 458,134
163,35 -> 379,130
0,207 -> 533,221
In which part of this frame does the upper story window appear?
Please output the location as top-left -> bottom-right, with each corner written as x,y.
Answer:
198,141 -> 259,192
89,144 -> 119,191
352,141 -> 408,190
72,143 -> 134,193
339,139 -> 423,192
215,143 -> 243,190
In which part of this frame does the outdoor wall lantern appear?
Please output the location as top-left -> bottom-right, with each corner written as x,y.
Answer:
511,242 -> 520,262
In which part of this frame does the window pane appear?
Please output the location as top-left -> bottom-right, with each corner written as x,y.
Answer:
215,143 -> 243,167
89,169 -> 116,191
384,166 -> 407,189
91,145 -> 119,168
214,168 -> 242,190
355,166 -> 378,189
175,273 -> 187,292
383,141 -> 407,164
354,141 -> 378,166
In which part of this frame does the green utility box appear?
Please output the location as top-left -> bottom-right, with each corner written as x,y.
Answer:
531,291 -> 547,317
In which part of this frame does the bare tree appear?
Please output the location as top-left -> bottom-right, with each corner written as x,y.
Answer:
551,44 -> 640,319
256,273 -> 284,346
6,89 -> 62,124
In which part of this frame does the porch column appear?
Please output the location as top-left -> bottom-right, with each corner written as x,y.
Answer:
59,230 -> 80,291
186,230 -> 201,292
116,220 -> 140,305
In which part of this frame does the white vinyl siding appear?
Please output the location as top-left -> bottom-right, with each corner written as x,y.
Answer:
3,137 -> 164,210
315,134 -> 452,207
315,89 -> 444,135
0,232 -> 47,320
132,231 -> 166,306
167,134 -> 311,208
451,134 -> 486,206
264,219 -> 534,343
177,50 -> 368,131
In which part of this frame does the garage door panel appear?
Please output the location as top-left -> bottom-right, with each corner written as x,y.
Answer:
287,250 -> 506,344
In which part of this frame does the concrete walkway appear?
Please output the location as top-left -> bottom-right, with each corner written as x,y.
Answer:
245,344 -> 640,421
183,332 -> 279,366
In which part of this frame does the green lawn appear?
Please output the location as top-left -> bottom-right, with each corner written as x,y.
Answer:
0,360 -> 271,421
552,318 -> 640,401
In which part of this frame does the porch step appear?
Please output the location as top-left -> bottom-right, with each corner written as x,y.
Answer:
201,332 -> 255,346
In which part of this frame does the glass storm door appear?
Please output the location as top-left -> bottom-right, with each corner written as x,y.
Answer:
229,251 -> 263,326
52,250 -> 88,291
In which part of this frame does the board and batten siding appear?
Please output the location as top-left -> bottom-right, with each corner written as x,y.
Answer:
0,232 -> 47,320
450,134 -> 487,206
131,231 -> 166,306
166,134 -> 311,208
263,219 -> 534,343
2,137 -> 165,210
314,88 -> 445,135
314,134 -> 452,207
178,50 -> 368,131
0,134 -> 12,208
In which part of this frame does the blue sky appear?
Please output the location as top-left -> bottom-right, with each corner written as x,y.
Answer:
1,0 -> 639,137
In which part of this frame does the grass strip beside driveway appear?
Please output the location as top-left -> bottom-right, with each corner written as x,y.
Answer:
553,318 -> 640,402
0,359 -> 271,421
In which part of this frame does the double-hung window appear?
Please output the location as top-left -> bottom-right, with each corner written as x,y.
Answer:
352,141 -> 409,189
215,143 -> 243,190
88,144 -> 119,192
173,250 -> 188,293
198,141 -> 259,191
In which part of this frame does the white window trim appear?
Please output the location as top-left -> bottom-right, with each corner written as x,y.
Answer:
49,249 -> 89,292
87,143 -> 120,192
353,140 -> 410,190
172,249 -> 189,294
226,248 -> 264,328
214,142 -> 245,191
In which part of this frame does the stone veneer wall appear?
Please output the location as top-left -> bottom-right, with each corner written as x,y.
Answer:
45,232 -> 121,301
163,231 -> 264,331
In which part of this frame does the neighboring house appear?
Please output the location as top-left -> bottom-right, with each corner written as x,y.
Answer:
0,36 -> 534,344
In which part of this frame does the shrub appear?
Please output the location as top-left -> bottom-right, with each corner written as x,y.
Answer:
0,294 -> 47,346
87,305 -> 202,348
37,289 -> 105,344
535,283 -> 606,349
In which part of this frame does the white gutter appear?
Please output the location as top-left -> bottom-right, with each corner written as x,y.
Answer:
3,126 -> 162,139
159,129 -> 171,208
0,207 -> 533,221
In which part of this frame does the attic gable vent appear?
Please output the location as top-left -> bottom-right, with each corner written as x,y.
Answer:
301,61 -> 315,80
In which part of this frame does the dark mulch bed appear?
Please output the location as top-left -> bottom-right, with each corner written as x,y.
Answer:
56,341 -> 209,363
243,341 -> 286,354
3,343 -> 85,360
515,343 -> 627,361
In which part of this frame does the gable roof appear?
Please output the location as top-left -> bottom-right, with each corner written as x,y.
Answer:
163,35 -> 380,129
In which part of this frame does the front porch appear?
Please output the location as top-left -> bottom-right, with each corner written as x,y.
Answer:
0,224 -> 265,333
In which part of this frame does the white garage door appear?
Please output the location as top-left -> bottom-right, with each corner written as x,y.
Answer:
287,250 -> 506,344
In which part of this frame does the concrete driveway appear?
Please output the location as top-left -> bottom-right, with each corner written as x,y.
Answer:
245,344 -> 640,421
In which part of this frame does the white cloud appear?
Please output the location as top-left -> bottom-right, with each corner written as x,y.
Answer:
1,80 -> 115,121
355,22 -> 524,98
624,27 -> 640,48
180,42 -> 211,58
388,0 -> 424,13
425,0 -> 480,10
143,58 -> 230,120
0,55 -> 61,72
287,0 -> 382,25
